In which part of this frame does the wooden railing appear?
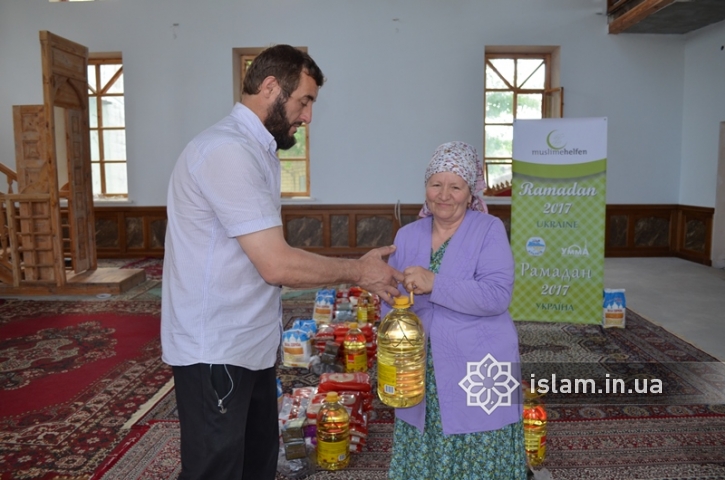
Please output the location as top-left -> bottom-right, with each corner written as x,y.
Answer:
0,163 -> 18,194
0,193 -> 61,286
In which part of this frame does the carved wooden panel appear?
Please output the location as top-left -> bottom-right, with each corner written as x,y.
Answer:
40,30 -> 92,283
13,105 -> 50,195
12,106 -> 56,282
66,108 -> 95,272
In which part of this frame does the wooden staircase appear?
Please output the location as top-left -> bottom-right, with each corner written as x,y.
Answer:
1,140 -> 145,296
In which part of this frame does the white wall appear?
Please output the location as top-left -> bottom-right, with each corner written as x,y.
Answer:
680,21 -> 725,207
0,0 -> 708,207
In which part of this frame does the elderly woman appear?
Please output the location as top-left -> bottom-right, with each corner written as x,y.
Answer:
383,142 -> 527,479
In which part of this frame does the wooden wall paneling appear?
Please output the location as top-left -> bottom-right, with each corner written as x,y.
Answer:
630,205 -> 675,256
90,204 -> 713,265
93,206 -> 167,258
677,205 -> 714,265
355,213 -> 394,249
285,214 -> 324,248
149,216 -> 167,251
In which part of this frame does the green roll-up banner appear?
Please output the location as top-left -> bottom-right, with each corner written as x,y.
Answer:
509,118 -> 607,324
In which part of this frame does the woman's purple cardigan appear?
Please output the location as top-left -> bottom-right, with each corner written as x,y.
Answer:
381,209 -> 523,435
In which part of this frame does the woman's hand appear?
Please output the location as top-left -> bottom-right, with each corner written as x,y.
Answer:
403,266 -> 435,295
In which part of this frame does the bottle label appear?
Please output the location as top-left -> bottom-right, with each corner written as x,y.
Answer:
377,362 -> 397,394
346,352 -> 367,372
317,439 -> 349,463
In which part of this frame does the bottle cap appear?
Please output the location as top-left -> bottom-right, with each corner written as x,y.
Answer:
393,295 -> 411,308
349,322 -> 358,329
326,392 -> 339,403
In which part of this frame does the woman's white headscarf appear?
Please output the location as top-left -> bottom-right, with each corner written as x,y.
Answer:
419,141 -> 488,218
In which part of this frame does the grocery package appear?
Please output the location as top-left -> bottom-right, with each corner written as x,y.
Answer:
282,328 -> 313,368
602,288 -> 626,328
317,372 -> 374,412
312,289 -> 336,325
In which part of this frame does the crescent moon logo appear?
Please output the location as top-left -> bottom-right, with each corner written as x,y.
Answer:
546,130 -> 566,150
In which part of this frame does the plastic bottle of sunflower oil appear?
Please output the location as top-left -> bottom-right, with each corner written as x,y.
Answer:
343,322 -> 368,373
376,293 -> 425,408
523,386 -> 547,468
356,295 -> 369,325
316,392 -> 350,471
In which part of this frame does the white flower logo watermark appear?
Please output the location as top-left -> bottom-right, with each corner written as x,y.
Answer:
458,353 -> 520,414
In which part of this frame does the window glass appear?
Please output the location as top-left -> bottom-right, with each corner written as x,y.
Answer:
105,163 -> 128,195
101,97 -> 124,127
517,59 -> 545,89
278,126 -> 307,159
89,57 -> 128,197
490,59 -> 514,86
483,51 -> 557,192
516,93 -> 543,119
485,125 -> 513,158
103,130 -> 126,160
238,49 -> 311,197
485,91 -> 514,124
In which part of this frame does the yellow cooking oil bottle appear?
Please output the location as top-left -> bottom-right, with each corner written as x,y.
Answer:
316,392 -> 350,471
356,295 -> 369,324
343,322 -> 368,373
523,385 -> 547,467
376,293 -> 425,408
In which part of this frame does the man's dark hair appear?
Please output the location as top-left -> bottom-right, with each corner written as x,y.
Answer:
242,45 -> 325,99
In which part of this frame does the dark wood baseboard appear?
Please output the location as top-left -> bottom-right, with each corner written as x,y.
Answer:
92,203 -> 714,266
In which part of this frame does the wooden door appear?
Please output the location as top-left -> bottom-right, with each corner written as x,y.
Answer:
65,108 -> 95,272
40,30 -> 96,275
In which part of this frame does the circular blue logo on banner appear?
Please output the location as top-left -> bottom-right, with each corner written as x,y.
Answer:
526,237 -> 546,256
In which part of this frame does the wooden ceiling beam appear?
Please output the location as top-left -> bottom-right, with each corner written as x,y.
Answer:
608,0 -> 676,34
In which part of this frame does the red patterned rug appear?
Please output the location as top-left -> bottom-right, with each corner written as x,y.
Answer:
93,305 -> 725,480
0,299 -> 170,480
118,258 -> 163,281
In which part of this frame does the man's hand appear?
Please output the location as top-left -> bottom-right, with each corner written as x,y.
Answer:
357,245 -> 404,304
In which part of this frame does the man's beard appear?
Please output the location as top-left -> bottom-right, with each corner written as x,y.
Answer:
264,96 -> 297,151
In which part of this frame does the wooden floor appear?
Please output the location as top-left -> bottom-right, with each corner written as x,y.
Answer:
0,267 -> 146,296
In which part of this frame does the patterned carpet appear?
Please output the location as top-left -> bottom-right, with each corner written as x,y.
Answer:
93,298 -> 725,480
0,296 -> 170,480
3,260 -> 723,479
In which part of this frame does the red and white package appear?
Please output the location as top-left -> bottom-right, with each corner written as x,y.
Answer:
318,372 -> 371,393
